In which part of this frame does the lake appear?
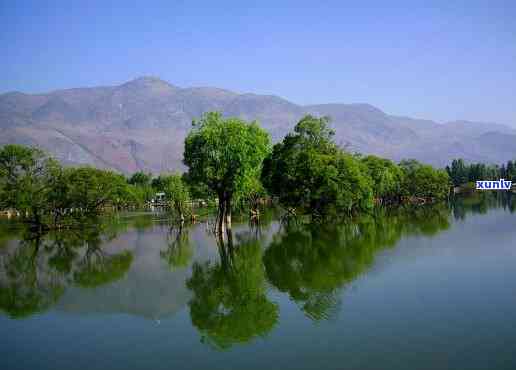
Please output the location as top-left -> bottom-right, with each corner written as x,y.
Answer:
1,194 -> 515,370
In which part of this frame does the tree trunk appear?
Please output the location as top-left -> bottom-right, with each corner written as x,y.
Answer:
217,194 -> 226,235
217,192 -> 232,235
225,196 -> 232,230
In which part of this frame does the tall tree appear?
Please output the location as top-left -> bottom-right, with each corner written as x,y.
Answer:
261,115 -> 373,216
162,173 -> 191,221
0,145 -> 62,226
183,112 -> 271,230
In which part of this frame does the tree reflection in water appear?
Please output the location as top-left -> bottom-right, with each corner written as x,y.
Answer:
263,204 -> 451,321
0,194 -> 507,331
186,227 -> 279,350
451,191 -> 515,220
0,223 -> 134,318
160,222 -> 193,270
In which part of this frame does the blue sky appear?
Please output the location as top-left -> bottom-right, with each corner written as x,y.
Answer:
2,0 -> 515,126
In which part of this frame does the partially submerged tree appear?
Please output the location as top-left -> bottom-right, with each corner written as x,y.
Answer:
162,173 -> 191,221
0,145 -> 62,227
0,144 -> 142,227
126,171 -> 154,205
183,112 -> 271,231
61,167 -> 128,216
261,115 -> 373,217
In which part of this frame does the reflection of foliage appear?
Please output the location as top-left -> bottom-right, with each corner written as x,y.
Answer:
264,205 -> 451,321
451,192 -> 515,219
187,232 -> 278,349
160,224 -> 193,270
0,219 -> 136,318
0,280 -> 64,319
73,250 -> 133,288
0,234 -> 64,318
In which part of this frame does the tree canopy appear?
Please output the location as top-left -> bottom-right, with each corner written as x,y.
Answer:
183,112 -> 271,228
400,160 -> 450,200
361,155 -> 404,201
261,115 -> 373,216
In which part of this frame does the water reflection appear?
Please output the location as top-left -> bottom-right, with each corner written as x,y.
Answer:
0,226 -> 133,318
0,193 -> 510,335
186,229 -> 279,349
451,191 -> 514,220
160,223 -> 193,270
263,205 -> 450,321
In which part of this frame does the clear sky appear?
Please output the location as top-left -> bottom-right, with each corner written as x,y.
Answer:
2,0 -> 515,126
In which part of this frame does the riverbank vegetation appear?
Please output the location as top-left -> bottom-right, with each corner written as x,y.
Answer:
10,111 -> 514,230
261,115 -> 450,218
446,158 -> 516,187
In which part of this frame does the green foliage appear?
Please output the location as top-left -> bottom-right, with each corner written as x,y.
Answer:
162,174 -> 191,218
125,171 -> 155,206
0,144 -> 161,226
184,112 -> 271,197
183,112 -> 271,224
123,183 -> 153,207
262,115 -> 373,216
61,167 -> 129,214
446,159 -> 469,186
446,158 -> 516,186
400,159 -> 450,199
0,145 -> 62,224
361,155 -> 404,200
506,160 -> 516,181
127,171 -> 152,187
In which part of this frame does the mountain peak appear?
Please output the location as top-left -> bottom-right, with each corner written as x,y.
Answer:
122,76 -> 177,90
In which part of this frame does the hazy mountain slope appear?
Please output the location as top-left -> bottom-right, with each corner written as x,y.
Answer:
1,76 -> 515,172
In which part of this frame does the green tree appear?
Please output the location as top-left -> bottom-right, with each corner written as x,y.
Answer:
61,167 -> 129,216
0,144 -> 62,226
361,155 -> 404,202
262,115 -> 373,216
127,171 -> 152,187
162,174 -> 191,221
183,112 -> 271,230
446,159 -> 469,186
506,160 -> 515,181
126,171 -> 154,206
401,160 -> 450,200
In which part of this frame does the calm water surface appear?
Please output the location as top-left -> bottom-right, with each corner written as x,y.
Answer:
1,195 -> 515,370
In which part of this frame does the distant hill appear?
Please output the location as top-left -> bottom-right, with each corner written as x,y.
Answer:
1,76 -> 515,173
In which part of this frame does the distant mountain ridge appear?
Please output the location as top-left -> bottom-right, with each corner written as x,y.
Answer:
1,76 -> 515,173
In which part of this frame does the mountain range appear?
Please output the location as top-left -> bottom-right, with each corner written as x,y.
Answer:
1,76 -> 515,173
